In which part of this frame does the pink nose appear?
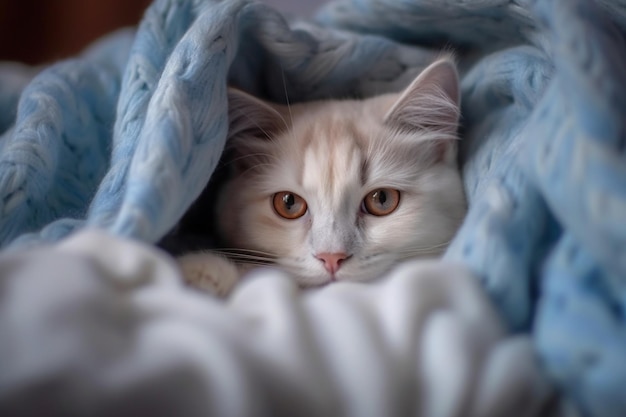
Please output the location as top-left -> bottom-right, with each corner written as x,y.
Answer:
315,252 -> 350,275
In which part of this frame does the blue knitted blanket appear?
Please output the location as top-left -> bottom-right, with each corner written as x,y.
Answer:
0,0 -> 625,416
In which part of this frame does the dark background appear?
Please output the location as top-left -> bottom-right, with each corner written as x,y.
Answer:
0,0 -> 152,64
0,0 -> 328,65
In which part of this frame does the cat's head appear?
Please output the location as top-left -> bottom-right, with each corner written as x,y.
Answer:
217,57 -> 466,287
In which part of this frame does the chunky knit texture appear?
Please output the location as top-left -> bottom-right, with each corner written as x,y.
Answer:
0,1 -> 625,416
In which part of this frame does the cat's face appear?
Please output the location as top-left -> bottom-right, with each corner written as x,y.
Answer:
217,58 -> 466,287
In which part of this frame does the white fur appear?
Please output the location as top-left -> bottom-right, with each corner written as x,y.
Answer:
180,57 -> 467,293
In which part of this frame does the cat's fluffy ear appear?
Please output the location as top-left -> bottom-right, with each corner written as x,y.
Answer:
227,88 -> 287,141
384,57 -> 460,163
226,88 -> 287,172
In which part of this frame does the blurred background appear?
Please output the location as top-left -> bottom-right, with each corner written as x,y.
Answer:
0,0 -> 329,64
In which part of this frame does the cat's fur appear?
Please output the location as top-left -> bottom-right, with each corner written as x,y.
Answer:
179,57 -> 466,296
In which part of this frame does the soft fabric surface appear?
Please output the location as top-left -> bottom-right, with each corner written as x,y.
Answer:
0,230 -> 558,417
0,0 -> 625,416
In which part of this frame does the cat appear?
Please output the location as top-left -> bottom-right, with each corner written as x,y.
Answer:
178,57 -> 466,297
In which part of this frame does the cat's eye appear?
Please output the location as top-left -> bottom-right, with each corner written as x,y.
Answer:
362,188 -> 400,216
272,192 -> 308,219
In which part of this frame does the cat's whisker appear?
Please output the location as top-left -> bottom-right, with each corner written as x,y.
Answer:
238,162 -> 275,177
216,251 -> 276,261
397,252 -> 440,260
213,254 -> 276,266
398,248 -> 447,256
226,259 -> 273,264
234,110 -> 275,141
215,248 -> 277,257
279,65 -> 298,148
224,152 -> 280,168
230,260 -> 272,266
280,66 -> 294,128
272,105 -> 291,134
402,240 -> 452,250
395,243 -> 451,258
213,250 -> 275,258
213,257 -> 276,264
212,248 -> 278,265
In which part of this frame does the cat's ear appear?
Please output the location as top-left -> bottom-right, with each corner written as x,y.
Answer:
227,88 -> 287,141
384,57 -> 460,133
384,57 -> 460,162
226,88 -> 286,172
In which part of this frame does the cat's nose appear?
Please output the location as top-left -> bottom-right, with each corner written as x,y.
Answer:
315,252 -> 350,275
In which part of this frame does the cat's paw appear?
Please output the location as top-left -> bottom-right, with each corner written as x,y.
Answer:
177,252 -> 239,298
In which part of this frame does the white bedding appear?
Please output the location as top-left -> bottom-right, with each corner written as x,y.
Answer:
0,230 -> 567,416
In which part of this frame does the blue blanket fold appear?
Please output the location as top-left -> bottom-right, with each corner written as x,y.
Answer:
0,0 -> 625,416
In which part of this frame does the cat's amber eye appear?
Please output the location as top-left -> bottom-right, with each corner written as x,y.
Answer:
272,192 -> 308,219
362,188 -> 401,216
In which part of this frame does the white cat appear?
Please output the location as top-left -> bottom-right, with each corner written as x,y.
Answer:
179,57 -> 466,296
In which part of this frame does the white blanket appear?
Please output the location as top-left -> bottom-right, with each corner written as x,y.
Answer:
0,230 -> 568,416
